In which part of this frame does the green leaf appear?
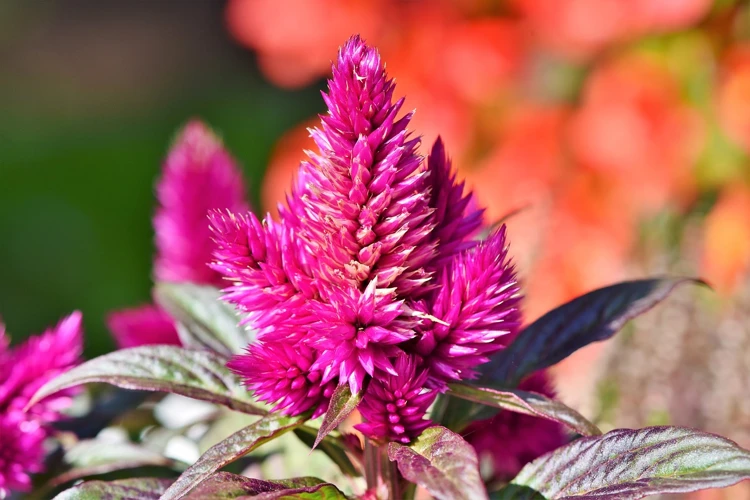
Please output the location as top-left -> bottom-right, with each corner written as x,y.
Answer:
160,413 -> 308,499
154,282 -> 252,356
497,426 -> 750,499
294,426 -> 361,477
28,345 -> 266,415
482,278 -> 703,386
187,473 -> 347,499
53,477 -> 172,500
447,383 -> 601,437
314,384 -> 363,449
27,345 -> 265,415
389,426 -> 488,500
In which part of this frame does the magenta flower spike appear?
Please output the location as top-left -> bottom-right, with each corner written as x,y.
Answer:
107,120 -> 249,348
415,227 -> 521,390
281,35 -> 435,296
425,137 -> 485,272
227,341 -> 336,418
213,36 -> 522,443
463,371 -> 567,481
0,312 -> 83,496
154,120 -> 249,286
355,354 -> 437,444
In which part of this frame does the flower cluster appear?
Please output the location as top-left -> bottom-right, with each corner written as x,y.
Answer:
0,312 -> 83,495
108,120 -> 249,348
214,36 -> 521,443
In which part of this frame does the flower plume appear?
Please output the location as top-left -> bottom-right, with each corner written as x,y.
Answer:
215,36 -> 522,443
107,120 -> 249,348
0,312 -> 83,495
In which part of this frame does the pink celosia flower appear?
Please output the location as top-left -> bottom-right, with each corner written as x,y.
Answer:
463,371 -> 567,481
106,304 -> 179,349
355,354 -> 437,444
0,312 -> 83,496
153,120 -> 249,285
214,36 -> 520,443
107,120 -> 249,348
227,342 -> 335,418
414,227 -> 521,390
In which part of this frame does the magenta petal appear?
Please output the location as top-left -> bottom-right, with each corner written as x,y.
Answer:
107,304 -> 179,349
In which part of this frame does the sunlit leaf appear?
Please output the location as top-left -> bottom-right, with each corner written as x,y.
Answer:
314,384 -> 363,449
160,413 -> 307,499
483,278 -> 703,386
186,472 -> 347,499
154,282 -> 252,356
447,383 -> 600,436
496,426 -> 750,499
389,426 -> 488,500
27,345 -> 265,415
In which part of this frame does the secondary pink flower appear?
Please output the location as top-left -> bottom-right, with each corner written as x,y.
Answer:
215,36 -> 521,443
227,342 -> 335,418
107,120 -> 249,348
106,305 -> 179,349
355,353 -> 436,444
414,227 -> 521,390
0,312 -> 83,496
463,371 -> 567,481
154,120 -> 249,285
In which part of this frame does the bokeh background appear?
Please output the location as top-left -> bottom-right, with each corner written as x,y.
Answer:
2,1 -> 750,495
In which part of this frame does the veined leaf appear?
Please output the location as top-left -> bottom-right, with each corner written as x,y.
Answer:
154,282 -> 252,356
187,473 -> 346,499
160,413 -> 307,499
314,384 -> 363,449
482,278 -> 702,386
389,426 -> 488,500
447,383 -> 600,437
27,345 -> 264,415
53,477 -> 172,500
496,426 -> 750,499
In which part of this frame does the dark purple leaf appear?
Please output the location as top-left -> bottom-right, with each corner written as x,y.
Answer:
314,383 -> 363,449
482,278 -> 703,385
53,477 -> 172,500
180,472 -> 347,499
389,426 -> 488,500
27,345 -> 265,415
447,383 -> 600,436
496,426 -> 750,499
160,413 -> 307,499
154,282 -> 253,356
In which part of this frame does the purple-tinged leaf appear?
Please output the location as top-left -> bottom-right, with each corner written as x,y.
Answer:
447,383 -> 600,437
27,345 -> 265,415
160,413 -> 307,499
482,278 -> 703,386
294,425 -> 361,477
389,426 -> 488,500
187,472 -> 347,499
53,477 -> 172,500
154,282 -> 253,356
50,439 -> 178,487
314,383 -> 363,449
496,426 -> 750,500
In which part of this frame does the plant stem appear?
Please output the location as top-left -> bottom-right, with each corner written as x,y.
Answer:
364,438 -> 401,499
